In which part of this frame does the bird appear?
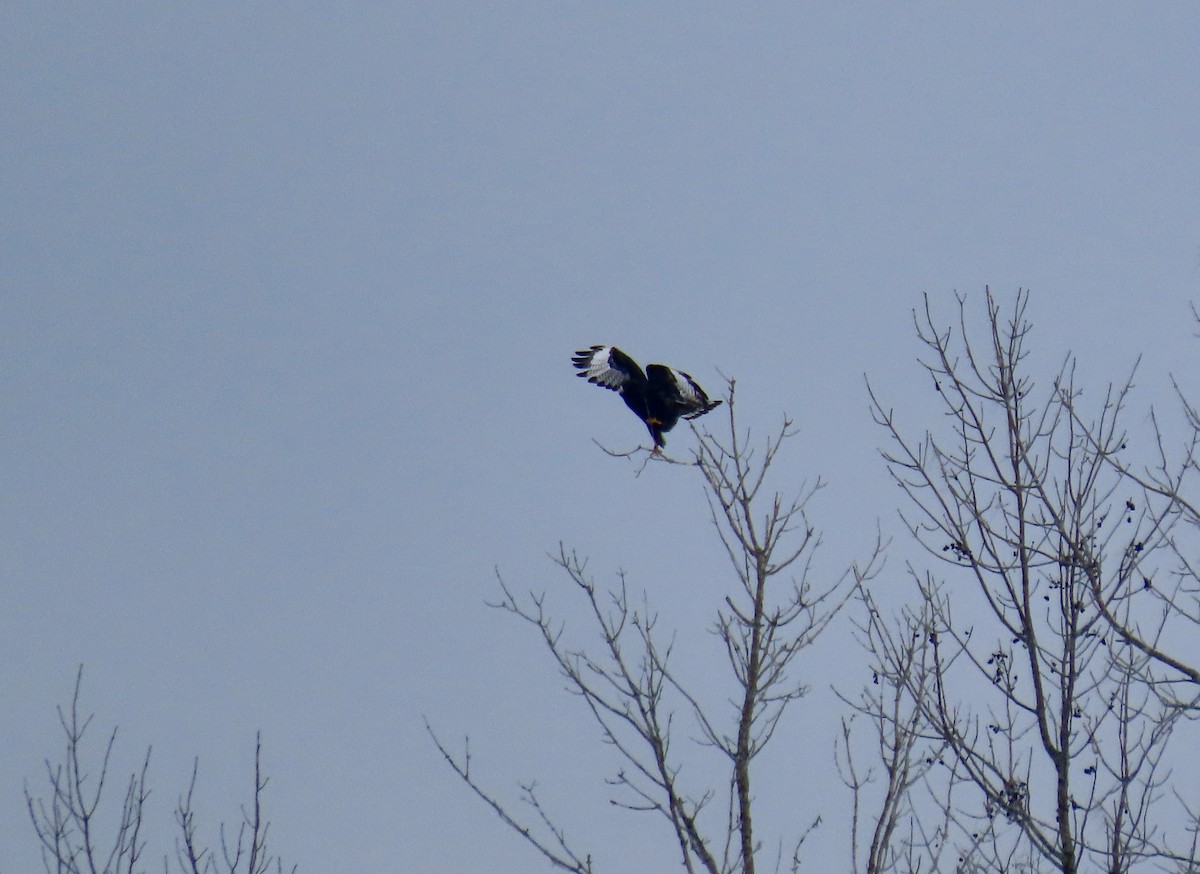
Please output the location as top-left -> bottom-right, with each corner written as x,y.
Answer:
571,345 -> 722,448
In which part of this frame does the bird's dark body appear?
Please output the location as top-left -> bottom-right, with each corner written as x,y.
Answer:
572,345 -> 722,448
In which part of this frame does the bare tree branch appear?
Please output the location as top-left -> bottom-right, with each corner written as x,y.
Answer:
25,668 -> 292,874
431,381 -> 879,873
861,289 -> 1193,872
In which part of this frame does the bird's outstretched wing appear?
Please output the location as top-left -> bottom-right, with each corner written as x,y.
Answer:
572,345 -> 646,393
646,365 -> 723,419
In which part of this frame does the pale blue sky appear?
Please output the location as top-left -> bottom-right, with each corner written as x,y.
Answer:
3,4 -> 1199,872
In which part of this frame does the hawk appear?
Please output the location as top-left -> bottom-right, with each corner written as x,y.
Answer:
572,345 -> 722,448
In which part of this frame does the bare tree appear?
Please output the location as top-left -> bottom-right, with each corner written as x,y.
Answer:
1059,318 -> 1200,706
428,381 -> 884,873
1057,305 -> 1200,871
25,667 -> 294,874
856,289 -> 1194,872
837,586 -> 959,874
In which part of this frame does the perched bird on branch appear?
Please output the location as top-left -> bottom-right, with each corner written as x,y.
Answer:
571,345 -> 722,449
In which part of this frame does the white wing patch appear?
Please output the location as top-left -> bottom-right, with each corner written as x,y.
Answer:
662,368 -> 719,418
573,345 -> 632,392
668,368 -> 705,405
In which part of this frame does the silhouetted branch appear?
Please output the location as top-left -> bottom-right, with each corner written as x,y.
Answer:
25,668 -> 292,874
432,383 -> 877,873
862,289 -> 1193,872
